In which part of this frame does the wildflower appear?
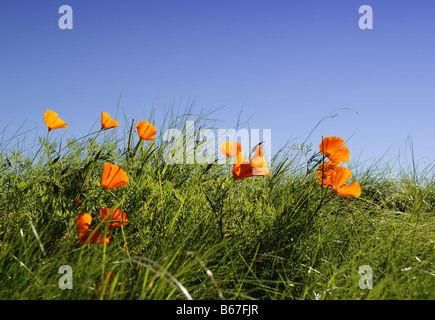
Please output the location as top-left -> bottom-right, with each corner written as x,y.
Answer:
219,141 -> 242,158
79,229 -> 112,245
319,136 -> 349,164
74,213 -> 111,245
316,161 -> 338,186
232,146 -> 271,180
249,145 -> 268,168
319,165 -> 361,197
44,110 -> 68,131
101,163 -> 129,190
74,213 -> 92,236
100,207 -> 129,230
101,112 -> 119,130
136,121 -> 157,141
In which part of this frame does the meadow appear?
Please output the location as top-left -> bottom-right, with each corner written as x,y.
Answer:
0,105 -> 434,300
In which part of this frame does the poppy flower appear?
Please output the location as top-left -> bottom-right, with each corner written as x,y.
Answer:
101,112 -> 119,130
136,121 -> 157,141
101,163 -> 129,190
79,229 -> 112,245
44,110 -> 68,131
74,213 -> 92,236
249,145 -> 268,168
100,207 -> 129,229
319,165 -> 361,197
233,154 -> 254,180
316,161 -> 338,186
219,141 -> 242,158
319,136 -> 349,164
74,213 -> 112,245
232,146 -> 271,180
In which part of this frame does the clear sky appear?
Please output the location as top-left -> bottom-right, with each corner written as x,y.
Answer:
1,0 -> 434,171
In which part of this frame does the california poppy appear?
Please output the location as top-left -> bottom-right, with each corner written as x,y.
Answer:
233,154 -> 254,180
232,146 -> 271,180
101,112 -> 119,130
319,165 -> 361,197
101,163 -> 129,190
249,145 -> 268,168
316,161 -> 337,186
136,121 -> 157,141
44,110 -> 68,131
100,207 -> 129,229
319,136 -> 349,164
74,213 -> 92,236
219,141 -> 242,158
74,213 -> 111,245
79,229 -> 112,245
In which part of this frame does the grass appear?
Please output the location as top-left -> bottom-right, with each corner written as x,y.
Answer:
0,105 -> 434,301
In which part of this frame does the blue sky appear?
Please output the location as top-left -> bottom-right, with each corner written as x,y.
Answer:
1,0 -> 434,170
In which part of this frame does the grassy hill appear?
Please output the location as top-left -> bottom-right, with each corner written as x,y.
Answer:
0,108 -> 434,300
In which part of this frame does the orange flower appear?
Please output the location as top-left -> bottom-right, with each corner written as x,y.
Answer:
74,213 -> 111,245
316,161 -> 337,186
136,121 -> 157,141
232,146 -> 271,180
74,213 -> 92,236
101,112 -> 119,130
44,110 -> 68,131
219,141 -> 242,158
319,136 -> 349,164
79,229 -> 112,245
101,163 -> 129,190
100,207 -> 129,230
319,165 -> 361,197
249,145 -> 268,168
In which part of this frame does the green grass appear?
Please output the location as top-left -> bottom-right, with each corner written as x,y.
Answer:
0,106 -> 434,300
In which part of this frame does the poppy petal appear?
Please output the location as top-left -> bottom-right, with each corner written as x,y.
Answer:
101,163 -> 129,190
233,163 -> 254,180
319,136 -> 345,154
44,110 -> 68,130
136,121 -> 157,140
74,213 -> 92,236
80,229 -> 111,245
336,181 -> 361,197
219,141 -> 242,158
249,146 -> 267,168
330,166 -> 352,190
328,146 -> 350,163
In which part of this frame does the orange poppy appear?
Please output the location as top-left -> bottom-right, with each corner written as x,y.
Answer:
233,154 -> 254,180
319,136 -> 349,164
136,121 -> 157,141
74,213 -> 111,245
316,161 -> 337,186
44,110 -> 68,131
74,213 -> 92,236
100,207 -> 129,229
249,145 -> 268,168
219,141 -> 242,158
319,165 -> 361,197
232,146 -> 271,180
79,229 -> 112,245
101,112 -> 119,130
101,163 -> 129,190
